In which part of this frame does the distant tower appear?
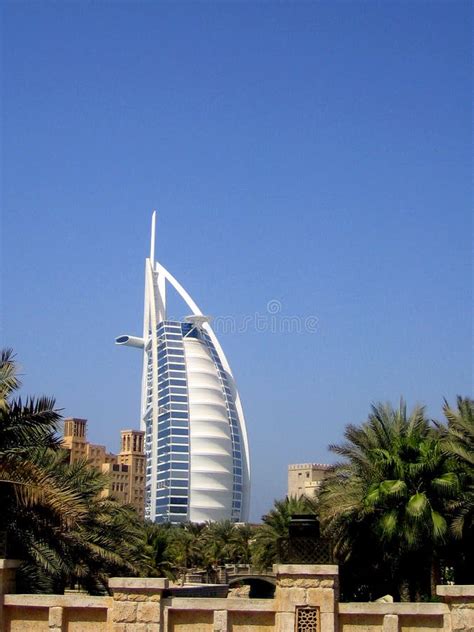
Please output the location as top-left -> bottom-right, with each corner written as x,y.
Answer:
118,430 -> 146,518
62,418 -> 88,462
64,417 -> 87,440
116,212 -> 251,523
62,418 -> 146,517
288,463 -> 331,499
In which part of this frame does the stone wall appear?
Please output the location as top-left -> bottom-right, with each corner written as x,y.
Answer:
338,603 -> 448,632
437,585 -> 474,632
163,597 -> 276,632
1,560 -> 473,632
2,594 -> 111,632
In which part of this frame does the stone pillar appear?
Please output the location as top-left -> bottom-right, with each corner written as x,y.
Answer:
0,560 -> 21,632
382,614 -> 399,632
0,559 -> 21,595
213,609 -> 228,632
48,606 -> 64,631
273,564 -> 339,632
437,585 -> 474,632
108,577 -> 169,632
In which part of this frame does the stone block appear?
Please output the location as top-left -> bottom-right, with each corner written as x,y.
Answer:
274,564 -> 339,577
382,614 -> 399,632
275,611 -> 296,632
126,624 -> 146,632
137,601 -> 160,623
306,588 -> 335,612
146,625 -> 161,632
442,613 -> 452,632
48,606 -> 63,629
112,625 -> 127,632
278,578 -> 297,588
113,592 -> 128,601
214,609 -> 228,632
0,561 -> 21,595
320,611 -> 337,632
451,606 -> 474,632
149,593 -> 164,602
294,578 -> 322,588
320,579 -> 334,588
113,600 -> 137,623
437,585 -> 474,599
275,586 -> 306,612
109,577 -> 168,591
127,592 -> 148,601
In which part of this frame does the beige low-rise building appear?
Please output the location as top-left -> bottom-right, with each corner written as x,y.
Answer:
288,463 -> 331,499
62,418 -> 145,518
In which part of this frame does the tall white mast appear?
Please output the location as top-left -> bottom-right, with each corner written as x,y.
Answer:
150,210 -> 166,322
150,210 -> 157,264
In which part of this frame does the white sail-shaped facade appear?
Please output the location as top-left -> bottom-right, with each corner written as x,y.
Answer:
116,213 -> 250,523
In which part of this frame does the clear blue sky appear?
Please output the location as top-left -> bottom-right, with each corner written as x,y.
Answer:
1,2 -> 472,521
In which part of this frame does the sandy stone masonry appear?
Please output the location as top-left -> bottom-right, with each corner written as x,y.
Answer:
108,577 -> 169,632
2,593 -> 111,632
1,560 -> 474,631
0,560 -> 20,632
274,565 -> 339,632
437,585 -> 474,632
0,560 -> 19,596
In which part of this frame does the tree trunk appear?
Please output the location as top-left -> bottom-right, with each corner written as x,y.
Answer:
399,579 -> 410,602
430,558 -> 440,598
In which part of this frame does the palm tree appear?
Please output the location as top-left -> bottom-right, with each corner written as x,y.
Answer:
199,520 -> 237,568
0,348 -> 20,411
167,524 -> 203,583
0,349 -> 87,556
142,522 -> 175,579
10,447 -> 147,594
439,397 -> 474,534
229,523 -> 255,565
251,496 -> 316,571
437,397 -> 474,583
318,401 -> 458,600
0,349 -> 147,593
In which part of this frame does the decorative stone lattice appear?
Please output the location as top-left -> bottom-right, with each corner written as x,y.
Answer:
296,606 -> 319,632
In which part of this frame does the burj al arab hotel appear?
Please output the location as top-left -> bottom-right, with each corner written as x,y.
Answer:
116,213 -> 250,523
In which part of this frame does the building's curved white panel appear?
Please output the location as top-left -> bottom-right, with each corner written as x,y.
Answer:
184,338 -> 233,523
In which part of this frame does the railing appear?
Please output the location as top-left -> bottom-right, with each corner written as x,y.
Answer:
225,565 -> 273,577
